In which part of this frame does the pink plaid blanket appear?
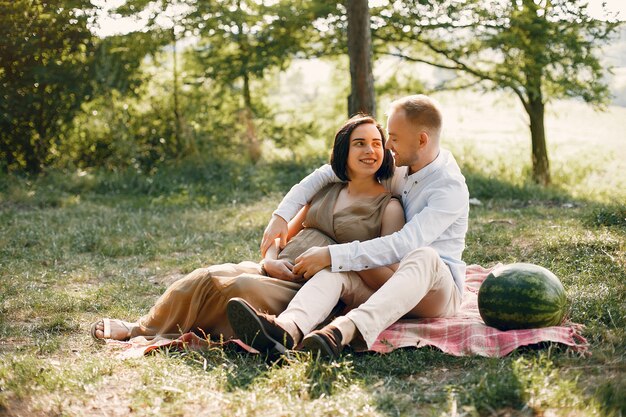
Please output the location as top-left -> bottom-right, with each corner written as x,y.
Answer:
368,264 -> 587,356
104,264 -> 588,359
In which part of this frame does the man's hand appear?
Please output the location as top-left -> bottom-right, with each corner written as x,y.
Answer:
260,214 -> 288,256
263,259 -> 298,281
293,247 -> 331,279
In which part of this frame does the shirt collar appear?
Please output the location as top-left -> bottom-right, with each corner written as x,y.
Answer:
404,149 -> 447,183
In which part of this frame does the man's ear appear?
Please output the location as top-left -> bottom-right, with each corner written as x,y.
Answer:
418,131 -> 429,149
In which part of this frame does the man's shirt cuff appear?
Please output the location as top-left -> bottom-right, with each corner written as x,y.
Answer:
329,243 -> 357,272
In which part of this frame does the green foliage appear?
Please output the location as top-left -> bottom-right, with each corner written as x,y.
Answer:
91,31 -> 167,97
0,0 -> 335,172
186,1 -> 315,85
58,50 -> 320,171
304,356 -> 354,398
375,72 -> 426,99
110,0 -> 331,162
378,0 -> 619,105
375,0 -> 622,185
588,204 -> 626,228
60,75 -> 195,171
0,0 -> 98,173
595,377 -> 626,417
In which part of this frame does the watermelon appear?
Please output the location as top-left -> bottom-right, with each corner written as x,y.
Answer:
477,263 -> 567,331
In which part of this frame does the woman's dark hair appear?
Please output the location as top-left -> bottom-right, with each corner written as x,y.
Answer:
330,114 -> 394,182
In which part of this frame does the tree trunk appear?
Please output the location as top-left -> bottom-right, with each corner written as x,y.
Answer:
235,5 -> 261,163
527,97 -> 551,186
242,72 -> 261,162
172,27 -> 181,156
346,0 -> 376,117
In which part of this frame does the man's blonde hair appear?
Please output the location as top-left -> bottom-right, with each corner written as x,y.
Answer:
388,95 -> 442,139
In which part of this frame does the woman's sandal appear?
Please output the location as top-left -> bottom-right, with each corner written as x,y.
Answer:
90,318 -> 132,343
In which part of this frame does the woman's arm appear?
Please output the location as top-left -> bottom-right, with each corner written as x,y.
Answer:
286,204 -> 310,241
357,198 -> 405,291
261,165 -> 338,255
262,205 -> 311,281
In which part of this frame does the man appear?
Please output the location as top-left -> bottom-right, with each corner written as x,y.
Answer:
228,94 -> 469,357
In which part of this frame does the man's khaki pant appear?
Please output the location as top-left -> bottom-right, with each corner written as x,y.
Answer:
279,247 -> 462,348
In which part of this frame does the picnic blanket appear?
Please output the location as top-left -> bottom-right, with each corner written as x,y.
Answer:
103,264 -> 588,359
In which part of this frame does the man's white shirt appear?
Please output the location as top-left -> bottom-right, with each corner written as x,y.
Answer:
274,148 -> 469,292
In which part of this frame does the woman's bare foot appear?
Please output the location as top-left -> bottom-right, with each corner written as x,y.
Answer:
91,319 -> 138,341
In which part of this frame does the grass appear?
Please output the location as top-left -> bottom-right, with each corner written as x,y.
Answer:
1,101 -> 625,415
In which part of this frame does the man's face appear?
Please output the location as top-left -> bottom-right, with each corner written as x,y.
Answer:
385,110 -> 422,169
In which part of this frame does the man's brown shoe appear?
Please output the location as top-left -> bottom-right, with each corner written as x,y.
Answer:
301,325 -> 344,359
227,297 -> 295,355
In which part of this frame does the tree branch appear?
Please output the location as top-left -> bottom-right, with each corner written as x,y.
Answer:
384,51 -> 460,72
431,78 -> 485,93
387,42 -> 531,110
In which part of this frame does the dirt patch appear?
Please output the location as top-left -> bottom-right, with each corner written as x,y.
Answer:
149,271 -> 186,287
0,398 -> 55,417
0,337 -> 35,355
78,372 -> 138,417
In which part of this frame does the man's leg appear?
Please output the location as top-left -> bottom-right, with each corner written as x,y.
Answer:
307,247 -> 461,352
227,267 -> 372,352
275,268 -> 370,341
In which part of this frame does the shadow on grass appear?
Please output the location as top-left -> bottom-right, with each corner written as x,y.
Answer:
0,157 -> 327,210
464,167 -> 572,203
159,345 -> 357,398
465,168 -> 626,230
593,376 -> 626,417
2,157 -> 624,233
340,349 -> 528,416
356,349 -> 574,416
1,156 -> 621,209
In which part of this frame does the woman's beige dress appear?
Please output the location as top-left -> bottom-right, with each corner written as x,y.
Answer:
133,183 -> 396,340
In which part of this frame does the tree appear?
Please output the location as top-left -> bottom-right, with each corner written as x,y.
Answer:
346,0 -> 376,117
0,0 -> 98,172
109,0 -> 193,158
116,0 -> 327,162
377,0 -> 620,185
191,0 -> 335,161
56,31 -> 173,170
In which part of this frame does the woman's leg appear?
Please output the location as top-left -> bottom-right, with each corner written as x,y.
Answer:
95,261 -> 301,341
137,261 -> 302,339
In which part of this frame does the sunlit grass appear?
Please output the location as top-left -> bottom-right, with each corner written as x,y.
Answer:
0,107 -> 624,415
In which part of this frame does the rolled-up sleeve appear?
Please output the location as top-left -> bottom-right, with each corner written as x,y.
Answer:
273,164 -> 338,222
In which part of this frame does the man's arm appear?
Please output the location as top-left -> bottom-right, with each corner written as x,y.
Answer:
294,179 -> 468,276
260,164 -> 338,255
356,198 -> 405,290
329,182 -> 468,272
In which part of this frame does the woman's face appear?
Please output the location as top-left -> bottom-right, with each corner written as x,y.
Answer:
346,123 -> 385,180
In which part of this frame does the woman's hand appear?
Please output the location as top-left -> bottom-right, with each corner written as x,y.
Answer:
260,215 -> 288,256
263,259 -> 298,281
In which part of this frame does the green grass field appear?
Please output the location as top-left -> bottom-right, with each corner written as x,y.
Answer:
1,95 -> 625,416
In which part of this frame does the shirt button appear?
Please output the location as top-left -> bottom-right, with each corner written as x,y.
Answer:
403,191 -> 407,194
364,265 -> 368,269
414,181 -> 418,184
338,266 -> 343,269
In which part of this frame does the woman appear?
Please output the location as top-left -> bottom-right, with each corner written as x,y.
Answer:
91,115 -> 405,342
